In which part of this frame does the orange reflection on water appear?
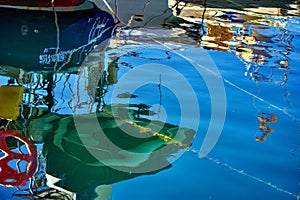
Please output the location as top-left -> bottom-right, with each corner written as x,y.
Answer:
256,112 -> 277,142
201,22 -> 233,52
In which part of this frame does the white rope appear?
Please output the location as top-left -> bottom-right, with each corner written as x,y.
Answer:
51,0 -> 60,72
90,0 -> 126,25
190,149 -> 299,199
150,39 -> 300,122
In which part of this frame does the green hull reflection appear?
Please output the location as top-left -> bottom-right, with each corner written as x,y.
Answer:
28,105 -> 195,193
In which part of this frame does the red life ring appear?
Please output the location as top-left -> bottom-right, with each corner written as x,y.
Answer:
0,130 -> 37,187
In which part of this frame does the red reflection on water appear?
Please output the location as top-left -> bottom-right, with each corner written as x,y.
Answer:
0,130 -> 37,187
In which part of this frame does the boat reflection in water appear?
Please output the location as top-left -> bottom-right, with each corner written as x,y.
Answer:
30,104 -> 194,198
168,0 -> 294,84
0,1 -> 195,199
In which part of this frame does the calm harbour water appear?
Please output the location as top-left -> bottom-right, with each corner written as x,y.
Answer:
0,0 -> 299,199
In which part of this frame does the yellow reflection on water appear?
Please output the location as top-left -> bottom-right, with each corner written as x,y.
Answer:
0,86 -> 24,120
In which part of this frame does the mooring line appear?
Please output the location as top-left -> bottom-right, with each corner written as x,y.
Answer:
223,79 -> 300,122
150,40 -> 300,123
189,149 -> 299,199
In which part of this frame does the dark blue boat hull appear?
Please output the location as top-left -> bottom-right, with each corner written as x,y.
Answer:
0,7 -> 115,71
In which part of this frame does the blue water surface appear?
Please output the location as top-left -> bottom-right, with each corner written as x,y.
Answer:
0,2 -> 299,200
